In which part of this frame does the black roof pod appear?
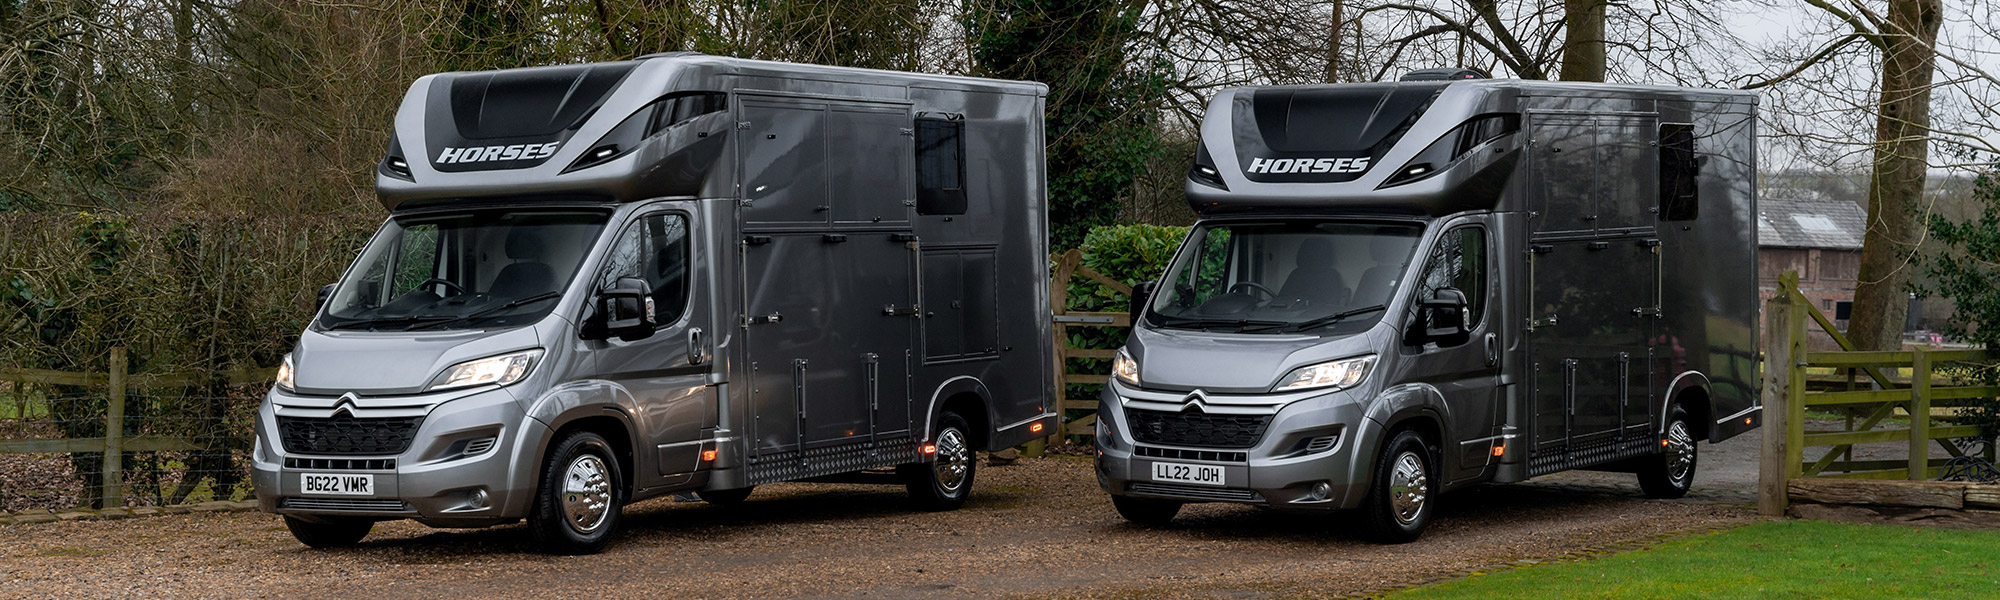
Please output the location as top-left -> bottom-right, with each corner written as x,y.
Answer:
1400,68 -> 1487,81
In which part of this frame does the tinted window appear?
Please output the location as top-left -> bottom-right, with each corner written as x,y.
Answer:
1659,123 -> 1699,221
916,115 -> 966,215
1148,221 -> 1423,334
321,210 -> 609,331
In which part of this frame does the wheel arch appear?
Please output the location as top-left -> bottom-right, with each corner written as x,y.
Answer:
1661,370 -> 1713,441
923,376 -> 995,448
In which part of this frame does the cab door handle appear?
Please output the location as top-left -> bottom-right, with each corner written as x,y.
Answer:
1483,333 -> 1499,367
687,327 -> 710,366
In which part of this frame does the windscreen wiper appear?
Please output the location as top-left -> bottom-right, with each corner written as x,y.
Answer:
404,292 -> 563,331
320,314 -> 459,331
1240,304 -> 1388,334
1154,316 -> 1290,332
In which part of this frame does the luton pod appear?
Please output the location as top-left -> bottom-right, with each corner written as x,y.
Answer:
252,53 -> 1056,554
1097,73 -> 1761,542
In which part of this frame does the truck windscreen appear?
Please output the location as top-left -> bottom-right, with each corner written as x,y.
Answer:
318,209 -> 612,332
1147,221 -> 1422,335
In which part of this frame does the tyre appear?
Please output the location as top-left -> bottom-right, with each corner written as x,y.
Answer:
283,515 -> 372,548
902,410 -> 976,511
1637,406 -> 1698,499
1111,495 -> 1182,526
1358,429 -> 1437,544
697,486 -> 755,506
528,430 -> 625,555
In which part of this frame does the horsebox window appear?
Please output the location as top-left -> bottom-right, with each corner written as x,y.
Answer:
1659,123 -> 1699,221
915,115 -> 967,216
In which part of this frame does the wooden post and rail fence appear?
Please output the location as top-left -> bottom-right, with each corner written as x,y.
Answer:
1758,271 -> 2000,516
1044,249 -> 1134,448
0,347 -> 277,507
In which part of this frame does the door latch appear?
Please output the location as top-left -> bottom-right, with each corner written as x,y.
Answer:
883,304 -> 921,317
1631,306 -> 1662,318
744,313 -> 783,325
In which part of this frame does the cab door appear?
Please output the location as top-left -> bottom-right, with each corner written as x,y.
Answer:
577,205 -> 715,489
1402,220 -> 1503,481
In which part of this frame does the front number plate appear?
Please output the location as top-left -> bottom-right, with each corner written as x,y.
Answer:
300,473 -> 374,496
1150,461 -> 1225,486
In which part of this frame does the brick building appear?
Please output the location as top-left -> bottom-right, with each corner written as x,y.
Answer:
1757,190 -> 1865,350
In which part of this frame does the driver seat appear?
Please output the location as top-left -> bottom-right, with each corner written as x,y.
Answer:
1276,238 -> 1348,307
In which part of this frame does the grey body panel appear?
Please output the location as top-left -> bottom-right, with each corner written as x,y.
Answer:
255,55 -> 1054,526
1100,80 -> 1758,509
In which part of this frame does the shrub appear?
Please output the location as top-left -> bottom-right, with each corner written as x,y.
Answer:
1917,168 -> 2000,439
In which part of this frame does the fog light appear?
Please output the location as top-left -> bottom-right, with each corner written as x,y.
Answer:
1030,422 -> 1044,434
1308,482 -> 1332,501
468,488 -> 488,509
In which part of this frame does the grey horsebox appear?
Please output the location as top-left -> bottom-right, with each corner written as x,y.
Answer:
252,53 -> 1056,553
1096,75 -> 1762,541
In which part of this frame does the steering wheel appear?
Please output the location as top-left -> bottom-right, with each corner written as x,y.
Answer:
1228,281 -> 1276,300
414,278 -> 466,296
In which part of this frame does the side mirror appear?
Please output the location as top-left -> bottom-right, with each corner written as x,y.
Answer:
1417,288 -> 1471,347
599,276 -> 658,342
1130,280 -> 1157,325
316,284 -> 337,309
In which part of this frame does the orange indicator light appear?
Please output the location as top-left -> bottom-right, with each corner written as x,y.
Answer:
1491,444 -> 1505,457
1030,422 -> 1045,433
922,444 -> 938,455
1662,439 -> 1671,447
1745,417 -> 1753,425
701,450 -> 717,462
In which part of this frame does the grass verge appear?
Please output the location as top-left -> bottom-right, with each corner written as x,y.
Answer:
1382,520 -> 2000,599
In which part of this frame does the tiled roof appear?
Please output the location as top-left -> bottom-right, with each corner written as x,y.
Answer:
1757,188 -> 1867,250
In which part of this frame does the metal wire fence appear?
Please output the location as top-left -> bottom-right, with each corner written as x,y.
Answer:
1,364 -> 270,513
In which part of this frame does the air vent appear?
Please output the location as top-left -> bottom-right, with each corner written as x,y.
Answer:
285,457 -> 396,471
1305,435 -> 1339,453
463,437 -> 497,456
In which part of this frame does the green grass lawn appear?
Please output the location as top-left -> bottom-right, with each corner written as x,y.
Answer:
1385,521 -> 2000,599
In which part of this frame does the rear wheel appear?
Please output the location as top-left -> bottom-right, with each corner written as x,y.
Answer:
528,430 -> 624,555
1637,407 -> 1698,499
902,410 -> 976,511
283,516 -> 372,548
1111,495 -> 1182,526
1358,429 -> 1436,544
697,486 -> 755,506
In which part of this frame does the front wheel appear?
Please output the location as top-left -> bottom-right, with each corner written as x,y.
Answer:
283,516 -> 372,548
528,430 -> 625,555
1358,429 -> 1436,544
901,410 -> 976,511
1637,407 -> 1698,498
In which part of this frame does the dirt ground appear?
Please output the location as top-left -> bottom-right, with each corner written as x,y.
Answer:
0,449 -> 1760,600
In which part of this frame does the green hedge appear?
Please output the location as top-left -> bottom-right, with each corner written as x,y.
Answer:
1059,224 -> 1188,421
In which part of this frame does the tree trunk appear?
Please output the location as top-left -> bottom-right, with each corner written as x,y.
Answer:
1559,0 -> 1606,81
1326,0 -> 1343,82
1850,0 -> 1942,352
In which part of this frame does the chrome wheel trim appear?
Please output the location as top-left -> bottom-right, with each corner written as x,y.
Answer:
561,454 -> 613,535
1666,420 -> 1696,485
1388,450 -> 1429,525
933,427 -> 972,494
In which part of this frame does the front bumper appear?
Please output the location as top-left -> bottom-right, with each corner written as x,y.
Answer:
251,386 -> 544,526
1094,380 -> 1377,510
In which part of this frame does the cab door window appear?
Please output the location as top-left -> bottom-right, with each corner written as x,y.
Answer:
597,213 -> 691,327
1409,226 -> 1487,335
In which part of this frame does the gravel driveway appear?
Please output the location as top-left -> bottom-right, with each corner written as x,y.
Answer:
1,436 -> 1762,600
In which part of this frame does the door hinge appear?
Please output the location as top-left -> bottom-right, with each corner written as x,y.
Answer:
883,304 -> 921,317
1632,306 -> 1662,318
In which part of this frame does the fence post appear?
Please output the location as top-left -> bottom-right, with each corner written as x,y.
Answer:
1759,283 -> 1794,516
1909,349 -> 1930,480
1784,273 -> 1807,481
103,346 -> 127,509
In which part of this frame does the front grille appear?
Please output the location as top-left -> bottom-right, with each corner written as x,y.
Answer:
1128,482 -> 1261,502
1125,408 -> 1271,448
1135,446 -> 1247,463
277,414 -> 423,455
285,457 -> 397,471
279,498 -> 412,512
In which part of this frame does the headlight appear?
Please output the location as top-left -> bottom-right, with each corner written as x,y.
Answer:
1274,355 -> 1376,392
427,349 -> 544,392
1113,348 -> 1140,387
275,354 -> 296,392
